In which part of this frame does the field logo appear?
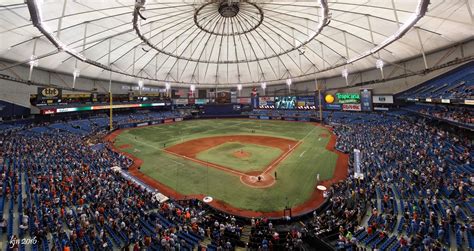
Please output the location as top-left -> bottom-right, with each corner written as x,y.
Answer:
325,94 -> 335,104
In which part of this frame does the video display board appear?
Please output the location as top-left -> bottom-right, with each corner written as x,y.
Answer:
275,96 -> 297,109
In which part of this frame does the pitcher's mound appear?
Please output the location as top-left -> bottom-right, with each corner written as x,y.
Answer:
233,150 -> 251,159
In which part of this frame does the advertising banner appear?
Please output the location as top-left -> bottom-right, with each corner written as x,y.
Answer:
136,122 -> 149,127
232,104 -> 241,111
195,99 -> 208,105
374,107 -> 389,111
296,96 -> 316,107
173,99 -> 189,105
360,89 -> 373,112
57,107 -> 85,113
238,98 -> 251,104
54,103 -> 168,113
297,117 -> 310,122
41,109 -> 56,115
150,103 -> 166,107
259,97 -> 274,106
173,89 -> 186,98
119,124 -> 134,129
216,91 -> 231,103
372,95 -> 394,104
231,91 -> 237,103
37,87 -> 62,100
342,103 -> 362,111
336,93 -> 360,104
259,116 -> 270,120
91,92 -> 98,102
325,103 -> 342,110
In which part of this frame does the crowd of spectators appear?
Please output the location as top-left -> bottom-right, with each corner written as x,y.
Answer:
410,104 -> 474,125
0,114 -> 243,251
427,107 -> 474,125
402,104 -> 472,126
246,217 -> 307,250
1,110 -> 473,250
305,179 -> 369,249
314,113 -> 474,250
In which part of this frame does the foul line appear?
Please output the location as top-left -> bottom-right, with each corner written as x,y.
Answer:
262,141 -> 302,175
262,126 -> 317,174
120,134 -> 185,166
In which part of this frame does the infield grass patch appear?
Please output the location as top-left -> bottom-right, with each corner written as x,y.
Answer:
196,142 -> 283,173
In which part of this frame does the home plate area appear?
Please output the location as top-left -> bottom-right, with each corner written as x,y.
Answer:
240,172 -> 275,188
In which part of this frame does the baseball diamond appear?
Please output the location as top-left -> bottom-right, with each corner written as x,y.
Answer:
109,119 -> 348,216
2,2 -> 472,249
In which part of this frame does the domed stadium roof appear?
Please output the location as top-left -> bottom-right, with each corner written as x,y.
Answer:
0,0 -> 472,88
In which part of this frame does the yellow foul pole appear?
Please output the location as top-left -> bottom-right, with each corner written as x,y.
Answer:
319,89 -> 323,122
316,79 -> 323,123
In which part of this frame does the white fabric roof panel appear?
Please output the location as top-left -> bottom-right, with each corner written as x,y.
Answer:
0,0 -> 472,88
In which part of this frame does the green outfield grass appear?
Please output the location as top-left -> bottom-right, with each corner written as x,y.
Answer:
113,119 -> 338,212
196,142 -> 283,173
